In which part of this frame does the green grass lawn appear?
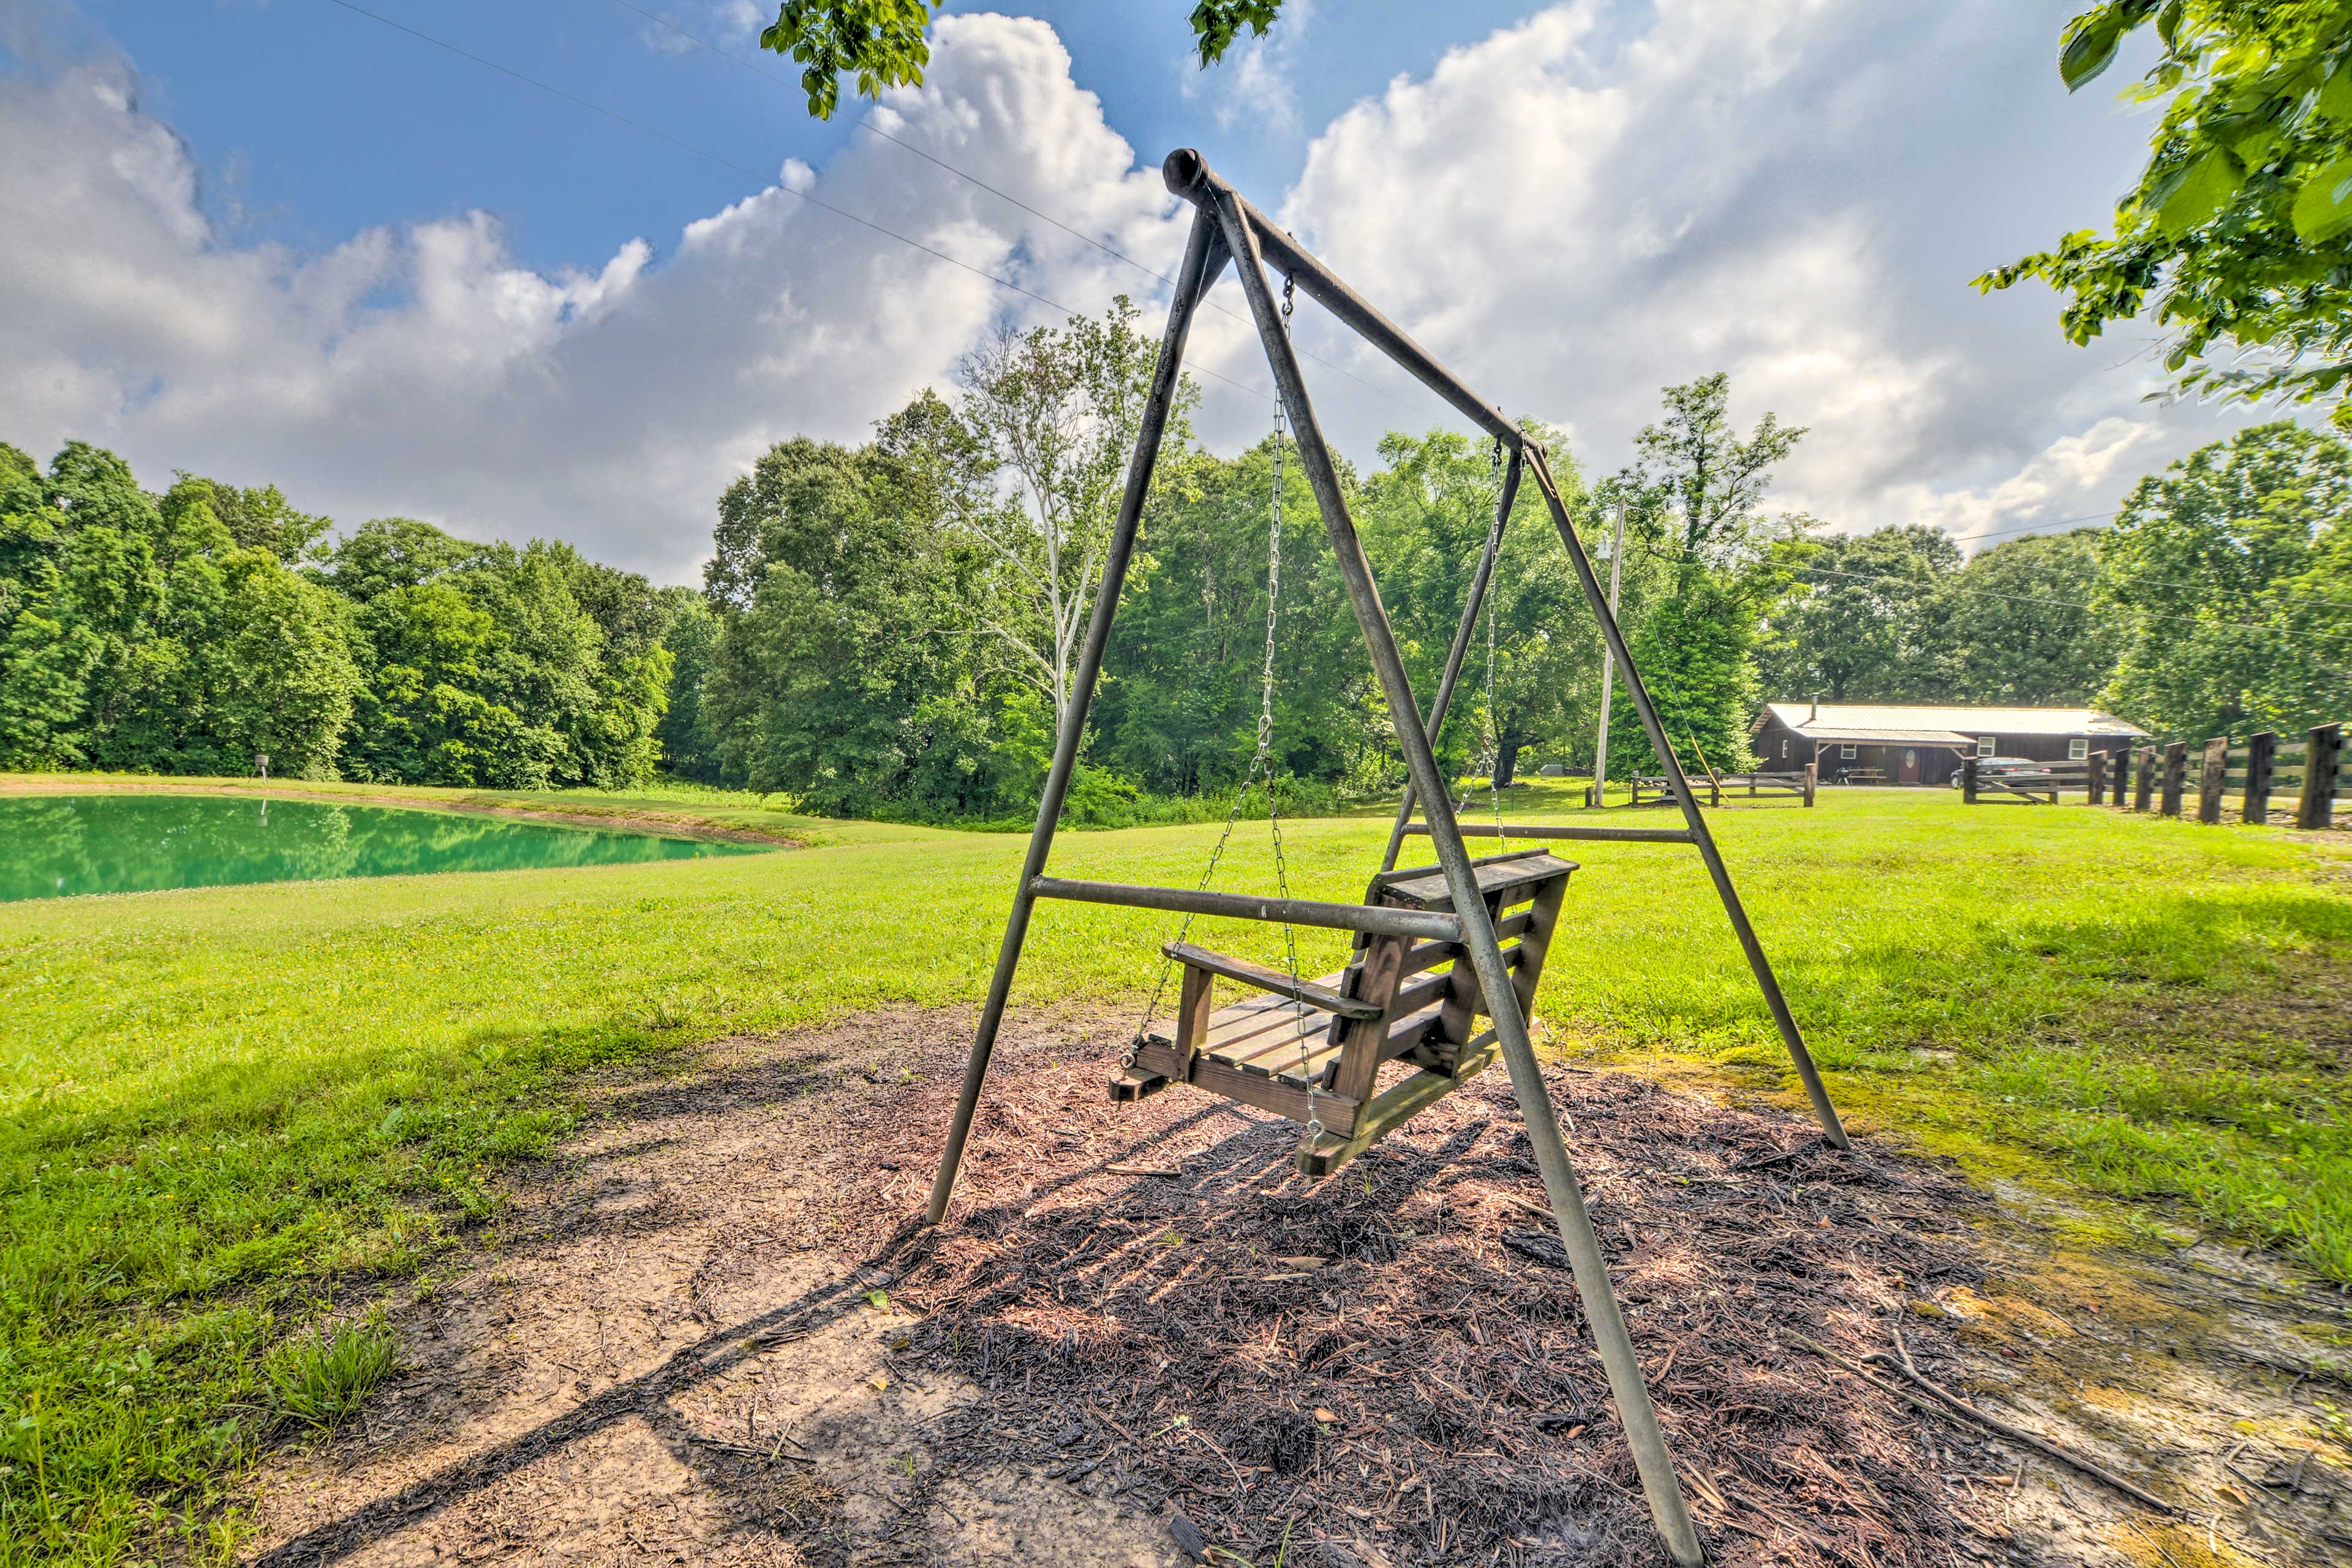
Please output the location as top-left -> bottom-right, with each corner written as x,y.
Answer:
2,777 -> 2346,1562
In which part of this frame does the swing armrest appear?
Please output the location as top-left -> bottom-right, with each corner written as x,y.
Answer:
1162,941 -> 1383,1019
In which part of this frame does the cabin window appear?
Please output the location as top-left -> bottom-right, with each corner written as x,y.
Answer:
1977,736 -> 1996,756
1839,744 -> 1857,760
2069,738 -> 2089,761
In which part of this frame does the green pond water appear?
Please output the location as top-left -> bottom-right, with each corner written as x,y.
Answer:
0,794 -> 767,902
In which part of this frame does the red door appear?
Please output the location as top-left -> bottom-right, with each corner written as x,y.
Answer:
1899,747 -> 1919,783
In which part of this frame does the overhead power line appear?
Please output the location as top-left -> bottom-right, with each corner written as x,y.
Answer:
1950,511 -> 2114,545
600,0 -> 1457,427
323,0 -> 1276,405
1780,559 -> 2352,706
607,0 -> 1180,282
1856,511 -> 2351,612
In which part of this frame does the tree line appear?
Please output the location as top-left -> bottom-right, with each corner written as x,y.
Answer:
6,310 -> 2345,811
0,441 -> 705,788
679,303 -> 2352,818
1760,420 -> 2351,745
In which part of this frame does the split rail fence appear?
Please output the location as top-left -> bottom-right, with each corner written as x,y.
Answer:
1626,765 -> 1817,809
1960,721 -> 2345,829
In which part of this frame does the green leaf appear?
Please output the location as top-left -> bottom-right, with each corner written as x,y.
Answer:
2230,129 -> 2279,167
2318,60 -> 2352,123
2155,0 -> 2185,51
2060,13 -> 2126,91
2156,149 -> 2242,235
865,1288 -> 890,1310
2291,155 -> 2352,241
1189,0 -> 1283,67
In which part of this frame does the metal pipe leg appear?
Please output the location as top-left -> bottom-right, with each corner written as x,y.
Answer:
1523,446 -> 1849,1152
925,209 -> 1229,1224
1379,453 -> 1520,873
1204,179 -> 1705,1568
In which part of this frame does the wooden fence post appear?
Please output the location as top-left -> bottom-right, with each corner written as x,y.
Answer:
2087,753 -> 2105,805
2161,742 -> 2187,817
2244,731 -> 2275,825
2299,722 -> 2341,830
2198,736 -> 2229,824
1804,761 -> 1817,807
1962,756 -> 1978,805
2111,748 -> 2131,810
2134,746 -> 2155,811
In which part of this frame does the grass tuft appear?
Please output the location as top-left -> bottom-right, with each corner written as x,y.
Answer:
262,1317 -> 399,1431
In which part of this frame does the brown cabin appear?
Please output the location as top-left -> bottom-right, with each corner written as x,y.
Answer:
1751,703 -> 2150,786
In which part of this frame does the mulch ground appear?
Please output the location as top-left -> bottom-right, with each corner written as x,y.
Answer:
793,1035 -> 2007,1567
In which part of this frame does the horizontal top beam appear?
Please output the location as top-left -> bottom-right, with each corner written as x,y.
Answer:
1162,148 -> 1520,448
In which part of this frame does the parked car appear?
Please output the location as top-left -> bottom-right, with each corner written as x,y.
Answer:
1950,756 -> 2048,788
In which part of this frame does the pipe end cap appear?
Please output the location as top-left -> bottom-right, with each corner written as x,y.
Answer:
1163,148 -> 1206,197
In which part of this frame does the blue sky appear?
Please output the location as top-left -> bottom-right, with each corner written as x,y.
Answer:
51,1 -> 1540,280
0,1 -> 2274,582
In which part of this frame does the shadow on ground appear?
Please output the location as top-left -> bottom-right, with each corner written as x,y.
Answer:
239,1011 -> 2352,1568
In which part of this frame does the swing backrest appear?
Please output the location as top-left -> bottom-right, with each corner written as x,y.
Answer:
1115,850 -> 1574,1148
1324,848 -> 1576,1100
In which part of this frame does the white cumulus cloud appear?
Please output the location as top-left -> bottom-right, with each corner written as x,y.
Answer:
1245,0 -> 2283,546
0,1 -> 2305,590
0,16 -> 1188,582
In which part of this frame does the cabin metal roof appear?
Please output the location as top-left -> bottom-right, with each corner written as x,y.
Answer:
1783,723 -> 1978,745
1757,703 -> 2149,741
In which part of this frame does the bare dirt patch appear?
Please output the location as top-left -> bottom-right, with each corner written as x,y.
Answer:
238,1011 -> 2352,1568
241,1010 -> 1164,1568
1940,1190 -> 2352,1568
2116,947 -> 2352,1073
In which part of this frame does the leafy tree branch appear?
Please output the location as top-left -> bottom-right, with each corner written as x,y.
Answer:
1981,0 -> 2352,427
760,0 -> 1285,118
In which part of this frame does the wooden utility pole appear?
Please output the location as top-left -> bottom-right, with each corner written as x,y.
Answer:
1588,500 -> 1626,807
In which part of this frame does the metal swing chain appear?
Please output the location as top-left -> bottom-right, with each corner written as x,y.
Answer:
1483,438 -> 1509,850
1263,281 -> 1321,1145
1127,276 -> 1316,1112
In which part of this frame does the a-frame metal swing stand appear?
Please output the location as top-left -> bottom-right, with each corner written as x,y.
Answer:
927,150 -> 1855,1567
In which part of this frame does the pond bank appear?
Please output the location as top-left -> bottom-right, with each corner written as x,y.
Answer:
0,773 -> 810,846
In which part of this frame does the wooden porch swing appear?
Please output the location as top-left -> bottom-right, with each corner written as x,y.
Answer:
921,149 -> 1857,1568
1112,846 -> 1576,1177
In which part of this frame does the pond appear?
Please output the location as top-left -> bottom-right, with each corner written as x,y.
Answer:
0,793 -> 768,902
